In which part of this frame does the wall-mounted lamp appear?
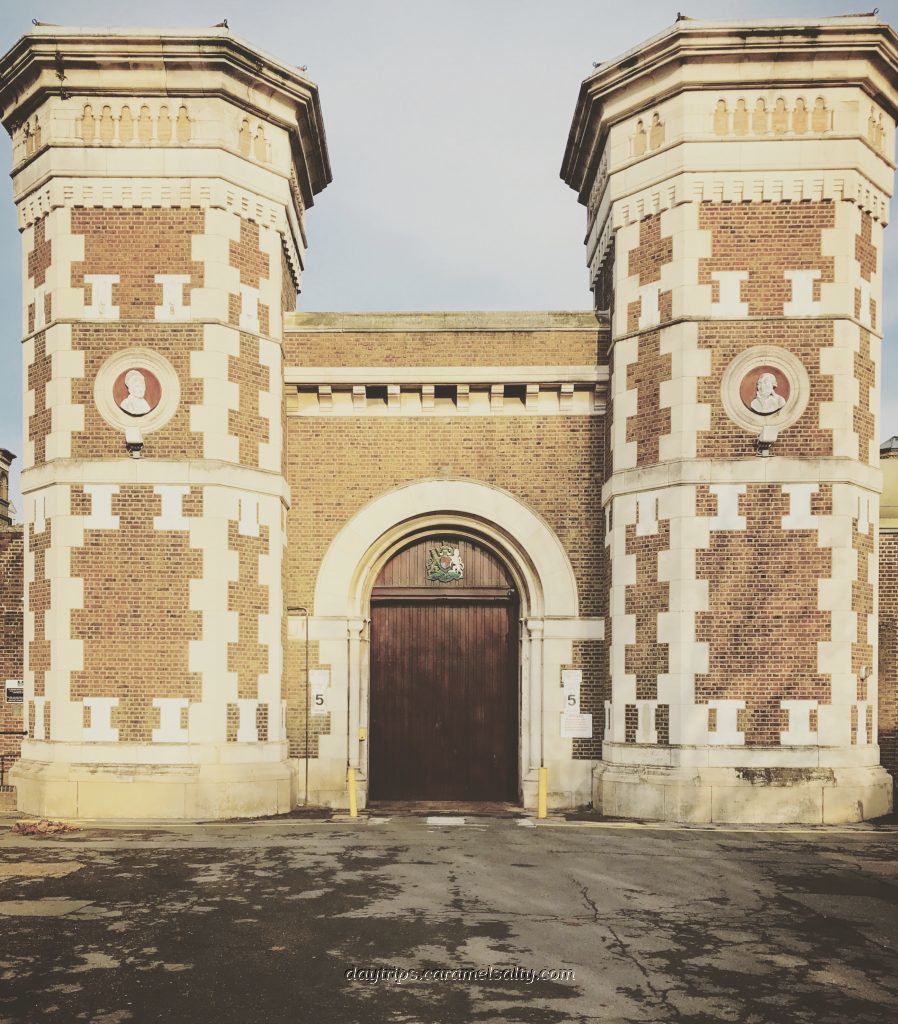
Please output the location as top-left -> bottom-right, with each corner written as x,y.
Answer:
754,424 -> 777,457
125,427 -> 144,458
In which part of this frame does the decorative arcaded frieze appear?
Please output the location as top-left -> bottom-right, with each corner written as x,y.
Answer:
712,95 -> 832,138
12,100 -> 194,165
237,117 -> 271,163
78,101 -> 192,147
709,93 -> 889,156
10,97 -> 293,180
629,110 -> 665,158
14,114 -> 43,161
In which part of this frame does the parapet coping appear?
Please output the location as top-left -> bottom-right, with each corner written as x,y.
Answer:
285,311 -> 604,333
3,24 -> 302,89
589,15 -> 885,77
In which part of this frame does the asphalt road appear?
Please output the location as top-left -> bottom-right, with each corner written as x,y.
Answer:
0,814 -> 896,1024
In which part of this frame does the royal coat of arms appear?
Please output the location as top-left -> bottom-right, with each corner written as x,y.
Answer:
426,543 -> 464,583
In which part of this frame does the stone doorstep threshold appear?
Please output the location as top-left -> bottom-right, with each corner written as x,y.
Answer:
366,800 -> 526,817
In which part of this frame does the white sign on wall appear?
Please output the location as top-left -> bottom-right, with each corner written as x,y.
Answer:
560,712 -> 593,739
562,669 -> 582,713
309,669 -> 330,717
5,680 -> 23,705
559,670 -> 591,737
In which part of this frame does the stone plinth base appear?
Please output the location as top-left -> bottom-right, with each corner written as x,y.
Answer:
521,762 -> 595,811
11,758 -> 294,820
594,763 -> 894,824
289,758 -> 360,810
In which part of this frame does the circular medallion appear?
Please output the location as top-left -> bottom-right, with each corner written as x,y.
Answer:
720,346 -> 809,435
113,367 -> 162,417
94,348 -> 179,434
739,365 -> 790,416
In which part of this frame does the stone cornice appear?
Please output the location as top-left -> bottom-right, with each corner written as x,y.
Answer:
562,16 -> 898,203
284,364 -> 607,384
601,457 -> 882,505
20,459 -> 291,503
286,310 -> 606,332
0,26 -> 332,210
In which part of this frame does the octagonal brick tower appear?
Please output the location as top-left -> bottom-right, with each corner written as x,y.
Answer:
0,27 -> 330,818
563,16 -> 898,822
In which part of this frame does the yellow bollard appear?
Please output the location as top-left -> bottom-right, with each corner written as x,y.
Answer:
347,766 -> 358,818
537,765 -> 548,819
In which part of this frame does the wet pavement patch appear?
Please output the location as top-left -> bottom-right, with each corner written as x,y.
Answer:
0,861 -> 82,878
0,898 -> 94,916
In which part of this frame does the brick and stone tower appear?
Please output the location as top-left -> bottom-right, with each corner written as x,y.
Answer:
563,16 -> 898,822
0,449 -> 14,525
0,449 -> 24,777
0,27 -> 330,818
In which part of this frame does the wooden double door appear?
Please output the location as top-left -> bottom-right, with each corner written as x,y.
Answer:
368,536 -> 519,802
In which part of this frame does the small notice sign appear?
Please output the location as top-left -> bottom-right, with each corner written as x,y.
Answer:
560,712 -> 592,739
309,669 -> 330,717
5,680 -> 24,705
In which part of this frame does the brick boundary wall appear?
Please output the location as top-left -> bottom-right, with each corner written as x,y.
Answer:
878,530 -> 898,784
0,525 -> 24,789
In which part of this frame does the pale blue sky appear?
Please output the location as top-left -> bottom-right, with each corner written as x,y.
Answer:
0,0 -> 896,516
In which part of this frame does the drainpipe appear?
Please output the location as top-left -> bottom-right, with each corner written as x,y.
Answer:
530,618 -> 547,818
346,619 -> 364,817
287,607 -> 310,805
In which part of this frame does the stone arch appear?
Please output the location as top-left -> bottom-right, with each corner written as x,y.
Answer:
313,478 -> 579,620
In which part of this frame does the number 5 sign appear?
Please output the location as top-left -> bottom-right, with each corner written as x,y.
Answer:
559,669 -> 592,739
562,669 -> 582,713
309,669 -> 330,716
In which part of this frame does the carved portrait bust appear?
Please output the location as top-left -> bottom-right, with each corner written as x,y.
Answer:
739,366 -> 790,417
750,371 -> 786,414
113,367 -> 161,418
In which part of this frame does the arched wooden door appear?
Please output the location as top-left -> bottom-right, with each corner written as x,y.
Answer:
368,535 -> 519,802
